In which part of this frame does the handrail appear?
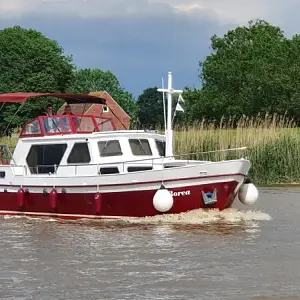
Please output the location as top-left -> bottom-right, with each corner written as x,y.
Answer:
7,146 -> 249,175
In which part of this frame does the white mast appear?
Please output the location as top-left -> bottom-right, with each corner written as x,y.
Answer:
157,72 -> 183,157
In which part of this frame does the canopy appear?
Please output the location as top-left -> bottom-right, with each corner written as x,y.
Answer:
0,92 -> 106,104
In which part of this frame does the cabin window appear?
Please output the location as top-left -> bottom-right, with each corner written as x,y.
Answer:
99,167 -> 119,174
155,140 -> 166,156
103,105 -> 109,113
26,144 -> 67,174
0,171 -> 5,178
23,119 -> 41,135
67,142 -> 91,164
128,166 -> 152,172
98,140 -> 122,157
129,139 -> 152,156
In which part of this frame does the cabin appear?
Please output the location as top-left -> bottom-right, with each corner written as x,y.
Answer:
0,92 -> 175,180
56,91 -> 131,130
0,113 -> 168,177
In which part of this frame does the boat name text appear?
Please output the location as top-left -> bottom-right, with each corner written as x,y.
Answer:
171,190 -> 191,197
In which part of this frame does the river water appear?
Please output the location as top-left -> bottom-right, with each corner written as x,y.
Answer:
1,187 -> 300,300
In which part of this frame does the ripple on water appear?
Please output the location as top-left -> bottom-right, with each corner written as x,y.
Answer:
0,208 -> 271,236
120,208 -> 272,224
0,206 -> 277,300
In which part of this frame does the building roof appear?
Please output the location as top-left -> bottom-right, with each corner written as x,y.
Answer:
56,91 -> 130,119
88,91 -> 131,119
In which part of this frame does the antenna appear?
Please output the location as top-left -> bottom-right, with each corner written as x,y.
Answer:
157,72 -> 183,157
162,77 -> 167,132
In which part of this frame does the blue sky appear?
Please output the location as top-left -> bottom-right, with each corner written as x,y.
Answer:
0,0 -> 298,97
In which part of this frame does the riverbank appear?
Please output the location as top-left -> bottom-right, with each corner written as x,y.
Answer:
174,116 -> 300,184
2,115 -> 299,185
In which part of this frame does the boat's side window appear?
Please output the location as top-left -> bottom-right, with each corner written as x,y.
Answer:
98,140 -> 122,157
127,166 -> 153,172
129,139 -> 152,156
155,140 -> 166,156
26,144 -> 67,174
99,167 -> 119,174
67,142 -> 91,164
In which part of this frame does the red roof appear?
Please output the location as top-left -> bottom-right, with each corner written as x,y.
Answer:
0,92 -> 106,104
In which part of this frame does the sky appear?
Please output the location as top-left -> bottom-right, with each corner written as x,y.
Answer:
0,0 -> 299,97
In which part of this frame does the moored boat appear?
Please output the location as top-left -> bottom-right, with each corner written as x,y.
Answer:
0,72 -> 259,220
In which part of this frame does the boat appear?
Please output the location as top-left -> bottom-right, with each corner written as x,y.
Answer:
0,72 -> 259,220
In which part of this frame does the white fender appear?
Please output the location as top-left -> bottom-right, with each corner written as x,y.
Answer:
238,183 -> 259,205
153,184 -> 174,213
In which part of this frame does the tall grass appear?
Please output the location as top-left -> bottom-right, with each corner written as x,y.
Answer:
1,114 -> 300,184
174,114 -> 300,185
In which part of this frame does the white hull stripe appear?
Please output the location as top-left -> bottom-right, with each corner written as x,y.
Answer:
0,210 -> 130,220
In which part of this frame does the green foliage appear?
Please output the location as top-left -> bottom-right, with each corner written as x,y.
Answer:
247,135 -> 300,184
183,19 -> 300,124
180,88 -> 209,125
68,68 -> 137,119
173,115 -> 300,184
0,26 -> 74,131
136,87 -> 185,129
136,87 -> 164,129
0,26 -> 138,132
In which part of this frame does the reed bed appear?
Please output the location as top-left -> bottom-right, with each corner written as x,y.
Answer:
1,114 -> 300,184
174,114 -> 300,185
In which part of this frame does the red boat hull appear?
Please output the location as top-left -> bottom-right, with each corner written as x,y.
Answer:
0,180 -> 239,219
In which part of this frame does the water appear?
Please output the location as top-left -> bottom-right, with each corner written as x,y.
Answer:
1,187 -> 300,300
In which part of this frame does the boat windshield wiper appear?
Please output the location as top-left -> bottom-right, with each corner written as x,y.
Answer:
138,139 -> 147,155
51,118 -> 61,133
101,140 -> 109,156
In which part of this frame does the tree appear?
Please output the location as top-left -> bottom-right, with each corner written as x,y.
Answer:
180,88 -> 208,124
189,19 -> 300,123
136,87 -> 164,129
68,68 -> 137,119
0,26 -> 74,131
136,87 -> 186,129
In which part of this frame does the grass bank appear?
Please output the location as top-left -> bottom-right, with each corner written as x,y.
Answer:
1,114 -> 300,184
174,115 -> 300,185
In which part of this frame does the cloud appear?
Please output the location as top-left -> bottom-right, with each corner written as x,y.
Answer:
0,0 -> 291,25
0,0 -> 265,23
0,0 -> 175,19
0,0 -> 299,96
0,12 -> 221,95
163,0 -> 269,23
0,0 -> 228,96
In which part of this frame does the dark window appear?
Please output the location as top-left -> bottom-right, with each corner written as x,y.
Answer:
26,144 -> 67,174
67,143 -> 91,164
129,139 -> 152,156
0,171 -> 5,178
164,165 -> 180,168
98,140 -> 122,157
156,140 -> 166,156
99,167 -> 119,174
128,166 -> 152,172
